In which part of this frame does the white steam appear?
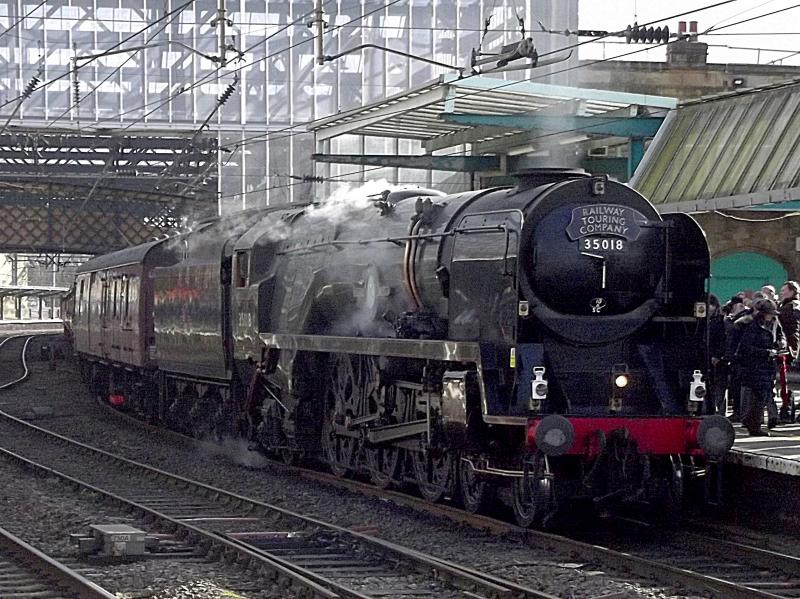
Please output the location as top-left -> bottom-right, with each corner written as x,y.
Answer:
304,178 -> 401,226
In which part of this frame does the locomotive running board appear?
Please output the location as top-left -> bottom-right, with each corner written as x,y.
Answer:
259,333 -> 481,363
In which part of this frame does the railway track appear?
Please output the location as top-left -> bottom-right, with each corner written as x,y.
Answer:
0,335 -> 558,599
281,463 -> 800,599
100,398 -> 800,599
0,524 -> 116,599
5,336 -> 800,599
0,416 -> 558,599
0,335 -> 38,389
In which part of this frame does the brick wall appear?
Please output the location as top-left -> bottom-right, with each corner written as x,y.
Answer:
693,211 -> 800,279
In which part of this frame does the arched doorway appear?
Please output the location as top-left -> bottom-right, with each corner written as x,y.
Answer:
710,251 -> 788,301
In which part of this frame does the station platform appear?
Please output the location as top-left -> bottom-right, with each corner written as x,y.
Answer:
0,319 -> 63,336
728,421 -> 800,476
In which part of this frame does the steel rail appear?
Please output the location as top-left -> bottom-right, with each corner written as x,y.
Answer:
0,410 -> 556,599
96,386 -> 799,599
0,443 -> 344,599
0,335 -> 36,390
0,524 -> 117,599
291,468 -> 794,599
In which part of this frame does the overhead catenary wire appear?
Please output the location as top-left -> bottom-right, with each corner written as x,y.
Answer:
0,0 -> 197,116
93,0 -> 401,135
26,0 -> 759,190
160,25 -> 710,202
196,0 -> 764,154
712,210 -> 800,221
703,2 -> 800,33
44,0 -> 195,131
41,0 -> 755,135
0,0 -> 48,44
5,0 -> 781,208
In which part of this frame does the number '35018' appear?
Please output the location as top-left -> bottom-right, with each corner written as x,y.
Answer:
581,238 -> 625,251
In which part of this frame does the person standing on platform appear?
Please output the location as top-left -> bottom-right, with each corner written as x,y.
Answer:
707,294 -> 727,415
778,281 -> 800,421
762,285 -> 778,303
725,296 -> 748,421
778,281 -> 800,361
737,299 -> 786,436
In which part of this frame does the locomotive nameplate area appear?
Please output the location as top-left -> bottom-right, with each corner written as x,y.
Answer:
565,204 -> 647,242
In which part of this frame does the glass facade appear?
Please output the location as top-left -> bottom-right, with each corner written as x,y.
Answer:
1,0 -> 576,213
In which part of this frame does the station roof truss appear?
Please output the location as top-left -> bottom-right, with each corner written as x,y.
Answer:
0,128 -> 219,255
308,73 -> 677,175
631,77 -> 800,213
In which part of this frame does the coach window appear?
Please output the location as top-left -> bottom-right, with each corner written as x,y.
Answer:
235,251 -> 250,287
77,280 -> 84,316
112,279 -> 119,318
127,276 -> 139,323
121,276 -> 130,326
101,279 -> 109,320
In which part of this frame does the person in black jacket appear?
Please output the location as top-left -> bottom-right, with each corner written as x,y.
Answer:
737,299 -> 786,436
707,294 -> 727,415
724,296 -> 748,421
779,281 -> 800,361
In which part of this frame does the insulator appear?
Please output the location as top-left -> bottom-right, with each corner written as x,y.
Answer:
654,26 -> 662,44
217,83 -> 235,105
661,25 -> 670,43
72,78 -> 80,105
22,76 -> 40,97
624,24 -> 632,43
645,26 -> 655,43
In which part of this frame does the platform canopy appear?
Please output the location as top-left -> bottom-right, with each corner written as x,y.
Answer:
0,285 -> 70,299
631,78 -> 800,213
308,74 -> 676,178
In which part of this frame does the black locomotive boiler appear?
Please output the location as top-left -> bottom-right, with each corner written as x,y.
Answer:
68,168 -> 734,526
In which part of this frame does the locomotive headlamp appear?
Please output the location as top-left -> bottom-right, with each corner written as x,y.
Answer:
688,370 -> 706,415
529,367 -> 548,412
610,364 -> 629,412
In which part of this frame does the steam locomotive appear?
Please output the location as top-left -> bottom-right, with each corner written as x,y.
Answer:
67,168 -> 734,526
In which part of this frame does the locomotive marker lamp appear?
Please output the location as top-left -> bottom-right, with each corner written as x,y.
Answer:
688,370 -> 706,415
591,175 -> 607,196
530,366 -> 547,412
610,364 -> 629,413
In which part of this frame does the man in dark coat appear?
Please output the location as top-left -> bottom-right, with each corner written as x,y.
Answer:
778,281 -> 800,421
737,299 -> 786,436
779,281 -> 800,361
707,294 -> 727,415
724,297 -> 747,421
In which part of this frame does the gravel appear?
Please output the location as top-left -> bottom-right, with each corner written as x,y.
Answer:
0,454 -> 280,599
0,352 -> 709,599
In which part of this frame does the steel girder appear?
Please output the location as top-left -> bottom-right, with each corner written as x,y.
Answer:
0,130 -> 218,254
